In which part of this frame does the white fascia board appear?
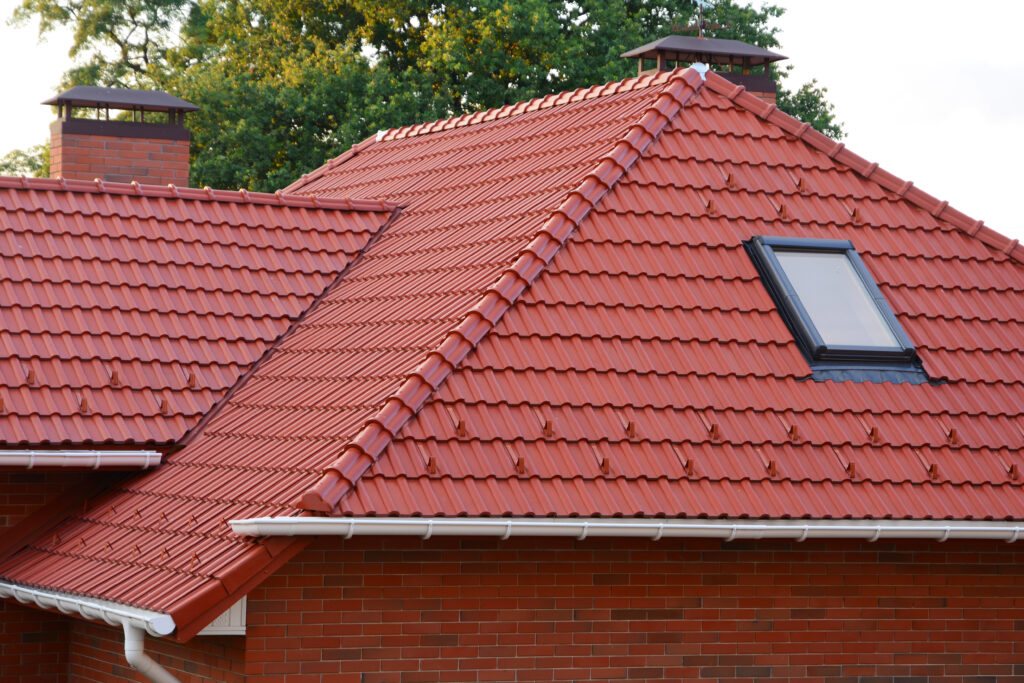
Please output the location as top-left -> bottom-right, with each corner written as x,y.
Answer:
0,450 -> 163,469
230,516 -> 1024,543
0,581 -> 175,637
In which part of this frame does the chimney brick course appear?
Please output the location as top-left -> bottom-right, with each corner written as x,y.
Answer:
44,86 -> 197,187
50,132 -> 190,186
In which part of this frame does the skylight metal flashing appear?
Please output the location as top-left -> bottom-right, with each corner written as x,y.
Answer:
745,235 -> 929,383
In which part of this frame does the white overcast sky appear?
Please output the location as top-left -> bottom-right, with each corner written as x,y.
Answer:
0,0 -> 1022,241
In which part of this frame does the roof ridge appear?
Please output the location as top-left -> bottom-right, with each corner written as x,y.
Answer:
298,67 -> 709,513
0,175 -> 395,213
283,134 -> 379,195
699,73 -> 1024,266
380,70 -> 677,143
283,72 -> 678,196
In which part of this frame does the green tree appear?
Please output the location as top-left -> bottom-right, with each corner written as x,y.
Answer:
12,0 -> 197,87
11,0 -> 844,190
0,144 -> 50,177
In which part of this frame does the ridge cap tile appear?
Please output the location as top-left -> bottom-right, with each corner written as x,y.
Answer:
0,174 -> 394,213
350,67 -> 692,150
300,68 -> 707,512
700,71 -> 1023,266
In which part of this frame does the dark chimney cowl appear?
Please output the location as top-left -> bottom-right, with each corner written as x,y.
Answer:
621,35 -> 786,103
44,86 -> 198,187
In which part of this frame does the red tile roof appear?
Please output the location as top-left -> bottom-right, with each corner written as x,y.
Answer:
2,68 -> 1023,638
0,176 -> 394,446
0,70 -> 702,637
339,80 -> 1024,520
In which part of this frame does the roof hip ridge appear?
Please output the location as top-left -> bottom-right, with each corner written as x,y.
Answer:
700,73 -> 1024,266
0,175 -> 394,213
298,67 -> 708,513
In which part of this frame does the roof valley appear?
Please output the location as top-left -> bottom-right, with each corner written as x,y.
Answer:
177,207 -> 404,448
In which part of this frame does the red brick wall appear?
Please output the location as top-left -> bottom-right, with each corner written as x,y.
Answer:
0,471 -> 97,530
0,471 -> 118,683
50,133 -> 190,187
0,602 -> 69,683
240,536 -> 1024,682
9,536 -> 1024,682
66,619 -> 245,682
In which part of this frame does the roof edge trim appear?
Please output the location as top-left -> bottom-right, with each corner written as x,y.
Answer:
298,67 -> 708,513
0,581 -> 176,637
0,450 -> 163,469
0,175 -> 396,213
700,72 -> 1024,265
232,516 -> 1024,543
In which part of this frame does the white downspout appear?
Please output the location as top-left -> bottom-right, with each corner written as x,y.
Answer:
123,623 -> 180,683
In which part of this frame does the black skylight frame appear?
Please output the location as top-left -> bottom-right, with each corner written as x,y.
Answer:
745,236 -> 924,375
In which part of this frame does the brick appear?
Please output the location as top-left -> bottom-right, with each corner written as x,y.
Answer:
5,537 -> 1024,681
50,131 -> 191,186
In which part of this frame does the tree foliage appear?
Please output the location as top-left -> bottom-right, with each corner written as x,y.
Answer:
0,144 -> 49,177
12,0 -> 844,190
12,0 -> 195,87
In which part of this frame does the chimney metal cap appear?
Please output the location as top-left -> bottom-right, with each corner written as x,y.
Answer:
621,35 -> 786,67
43,86 -> 199,113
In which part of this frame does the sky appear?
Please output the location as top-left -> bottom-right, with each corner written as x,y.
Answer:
0,0 -> 1022,241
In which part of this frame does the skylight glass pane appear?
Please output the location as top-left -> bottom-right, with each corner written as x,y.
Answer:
775,250 -> 899,348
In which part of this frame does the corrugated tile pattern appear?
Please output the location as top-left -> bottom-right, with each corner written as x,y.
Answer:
0,74 -> 683,630
343,80 -> 1024,520
0,177 -> 393,445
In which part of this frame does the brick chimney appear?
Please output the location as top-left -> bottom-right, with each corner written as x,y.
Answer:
44,86 -> 198,186
622,35 -> 786,103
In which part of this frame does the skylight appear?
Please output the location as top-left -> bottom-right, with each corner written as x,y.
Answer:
745,236 -> 927,381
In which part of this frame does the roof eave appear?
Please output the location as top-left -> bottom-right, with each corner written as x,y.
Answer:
0,450 -> 163,469
231,516 -> 1024,543
0,581 -> 175,637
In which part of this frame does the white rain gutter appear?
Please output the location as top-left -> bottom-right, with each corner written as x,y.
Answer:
230,516 -> 1024,543
0,581 -> 178,682
0,450 -> 163,469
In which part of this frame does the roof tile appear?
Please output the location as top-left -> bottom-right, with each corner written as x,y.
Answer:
0,178 -> 393,445
4,67 -> 1024,636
